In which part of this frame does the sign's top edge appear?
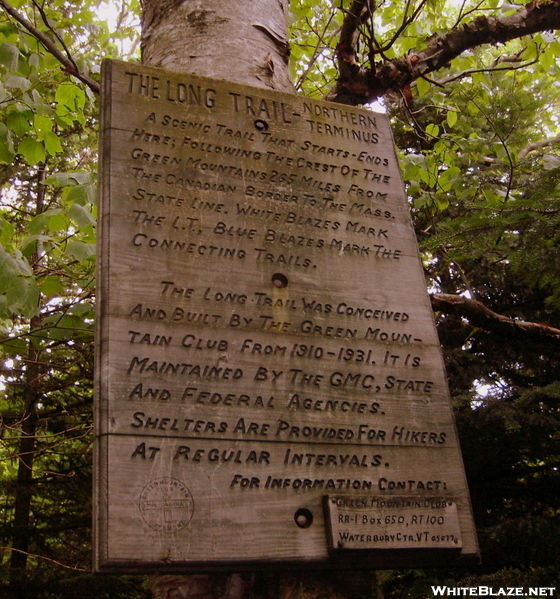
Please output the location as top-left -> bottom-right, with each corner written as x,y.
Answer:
101,58 -> 387,119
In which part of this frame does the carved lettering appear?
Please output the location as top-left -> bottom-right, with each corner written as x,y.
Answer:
97,61 -> 477,568
131,235 -> 247,259
174,447 -> 271,464
283,448 -> 382,467
286,395 -> 380,415
182,387 -> 275,409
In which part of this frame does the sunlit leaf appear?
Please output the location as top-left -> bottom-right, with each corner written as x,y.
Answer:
18,137 -> 45,165
43,131 -> 63,155
416,77 -> 430,97
446,110 -> 458,128
425,123 -> 440,138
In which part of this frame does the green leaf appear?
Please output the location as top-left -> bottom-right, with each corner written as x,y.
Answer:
416,77 -> 430,97
446,110 -> 458,128
56,82 -> 86,110
64,183 -> 96,206
47,213 -> 68,232
65,240 -> 96,262
0,42 -> 20,71
0,216 -> 14,245
0,297 -> 10,322
18,137 -> 46,165
20,234 -> 56,255
5,74 -> 31,91
55,83 -> 86,125
0,334 -> 28,357
43,131 -> 63,155
418,167 -> 431,185
34,114 -> 53,140
38,276 -> 64,297
69,203 -> 95,227
414,193 -> 430,209
69,302 -> 93,316
539,49 -> 555,71
28,53 -> 40,71
0,141 -> 15,164
6,277 -> 39,317
7,111 -> 31,136
425,123 -> 440,138
47,313 -> 89,340
434,195 -> 450,210
0,246 -> 33,288
28,209 -> 62,235
44,171 -> 93,187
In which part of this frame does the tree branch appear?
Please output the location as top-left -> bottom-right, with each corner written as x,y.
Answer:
0,0 -> 100,94
336,0 -> 376,87
430,293 -> 560,346
329,0 -> 560,104
441,61 -> 537,87
295,12 -> 338,90
519,133 -> 560,159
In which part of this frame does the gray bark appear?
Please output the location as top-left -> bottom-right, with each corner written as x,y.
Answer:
141,0 -> 294,93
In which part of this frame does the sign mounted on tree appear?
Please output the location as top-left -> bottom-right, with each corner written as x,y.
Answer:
94,59 -> 478,571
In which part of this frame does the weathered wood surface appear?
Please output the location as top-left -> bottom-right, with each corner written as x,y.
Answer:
94,59 -> 478,571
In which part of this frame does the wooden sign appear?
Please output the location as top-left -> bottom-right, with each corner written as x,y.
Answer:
94,59 -> 479,571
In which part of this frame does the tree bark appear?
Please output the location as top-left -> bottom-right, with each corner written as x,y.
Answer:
142,3 -> 296,598
141,0 -> 294,93
328,0 -> 560,104
430,293 -> 560,346
8,316 -> 41,598
8,167 -> 46,599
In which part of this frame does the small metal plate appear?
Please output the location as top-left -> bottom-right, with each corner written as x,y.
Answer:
324,495 -> 462,551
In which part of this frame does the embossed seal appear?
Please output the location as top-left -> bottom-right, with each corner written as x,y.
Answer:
138,477 -> 194,533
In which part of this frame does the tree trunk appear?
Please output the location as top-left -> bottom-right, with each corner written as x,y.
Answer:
8,320 -> 41,599
8,167 -> 46,598
141,0 -> 294,94
140,3 -> 380,598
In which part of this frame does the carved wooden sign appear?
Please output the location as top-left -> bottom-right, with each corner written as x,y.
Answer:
94,59 -> 478,571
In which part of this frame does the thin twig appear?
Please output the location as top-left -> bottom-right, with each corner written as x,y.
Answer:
435,58 -> 538,86
32,0 -> 78,70
2,547 -> 89,571
295,11 -> 337,89
0,0 -> 100,94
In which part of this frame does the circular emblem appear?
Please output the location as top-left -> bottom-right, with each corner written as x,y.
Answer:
138,477 -> 194,533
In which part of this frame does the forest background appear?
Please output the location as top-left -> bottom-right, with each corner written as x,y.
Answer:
0,0 -> 559,597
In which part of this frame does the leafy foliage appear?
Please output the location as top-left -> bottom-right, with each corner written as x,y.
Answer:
0,1 -> 141,596
382,14 -> 560,593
